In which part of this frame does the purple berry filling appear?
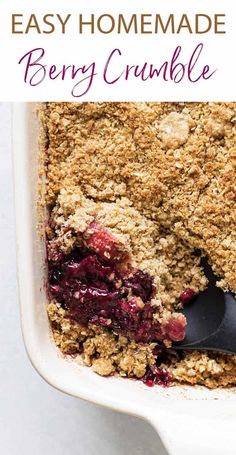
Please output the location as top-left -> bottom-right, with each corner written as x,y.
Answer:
143,366 -> 171,387
47,223 -> 186,344
123,270 -> 154,302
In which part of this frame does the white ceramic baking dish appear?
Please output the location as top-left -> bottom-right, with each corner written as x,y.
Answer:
12,102 -> 236,455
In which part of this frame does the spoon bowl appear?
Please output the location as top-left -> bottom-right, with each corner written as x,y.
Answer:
175,259 -> 236,354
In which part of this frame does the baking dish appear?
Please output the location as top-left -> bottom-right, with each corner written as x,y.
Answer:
12,102 -> 236,455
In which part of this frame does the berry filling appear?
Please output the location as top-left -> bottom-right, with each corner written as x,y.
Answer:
142,366 -> 171,387
123,270 -> 154,302
84,221 -> 129,264
47,221 -> 186,344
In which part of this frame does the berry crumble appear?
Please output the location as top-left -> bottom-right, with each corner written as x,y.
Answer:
40,102 -> 236,388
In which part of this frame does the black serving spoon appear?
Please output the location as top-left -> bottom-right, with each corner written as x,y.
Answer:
174,259 -> 236,354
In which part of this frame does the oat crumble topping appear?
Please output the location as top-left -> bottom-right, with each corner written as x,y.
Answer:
41,102 -> 236,388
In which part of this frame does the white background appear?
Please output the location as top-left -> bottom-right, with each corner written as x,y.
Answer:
0,0 -> 235,100
0,103 -> 167,455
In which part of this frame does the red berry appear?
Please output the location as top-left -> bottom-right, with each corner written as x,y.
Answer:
164,314 -> 186,341
180,288 -> 195,305
84,222 -> 126,264
121,297 -> 142,316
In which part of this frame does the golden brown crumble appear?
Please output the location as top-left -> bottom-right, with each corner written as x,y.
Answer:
168,351 -> 236,389
41,102 -> 236,388
48,302 -> 155,378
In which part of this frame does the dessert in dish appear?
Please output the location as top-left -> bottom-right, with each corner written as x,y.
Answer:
41,102 -> 236,388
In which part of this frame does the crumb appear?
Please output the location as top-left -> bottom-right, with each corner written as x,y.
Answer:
158,111 -> 194,149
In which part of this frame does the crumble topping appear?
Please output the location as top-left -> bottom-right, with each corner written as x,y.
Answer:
158,111 -> 193,149
169,351 -> 236,389
204,106 -> 234,138
41,102 -> 236,388
48,302 -> 155,378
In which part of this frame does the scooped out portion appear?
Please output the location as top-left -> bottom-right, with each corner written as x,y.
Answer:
48,220 -> 186,344
45,187 -> 207,384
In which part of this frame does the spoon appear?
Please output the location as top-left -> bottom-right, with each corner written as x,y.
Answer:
174,258 -> 236,354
